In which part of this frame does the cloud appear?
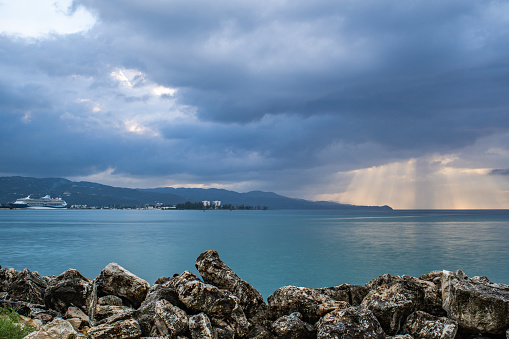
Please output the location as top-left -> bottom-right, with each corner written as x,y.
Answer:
1,0 -> 509,208
490,169 -> 509,176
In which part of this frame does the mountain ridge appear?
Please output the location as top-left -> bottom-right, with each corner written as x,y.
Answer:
0,176 -> 392,210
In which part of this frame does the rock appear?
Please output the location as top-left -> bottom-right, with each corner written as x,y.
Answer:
195,250 -> 266,319
361,273 -> 444,335
402,311 -> 458,339
98,294 -> 123,306
267,285 -> 350,323
154,299 -> 189,337
317,284 -> 369,306
0,268 -> 48,304
24,317 -> 79,339
169,271 -> 249,337
66,317 -> 82,331
271,312 -> 315,339
189,312 -> 214,339
316,306 -> 386,339
43,268 -> 93,314
136,282 -> 182,336
18,314 -> 43,331
420,271 -> 444,290
441,269 -> 509,334
94,304 -> 135,324
65,305 -> 90,326
246,323 -> 276,339
88,318 -> 142,338
95,262 -> 149,308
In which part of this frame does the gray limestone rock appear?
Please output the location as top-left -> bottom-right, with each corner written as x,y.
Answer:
441,269 -> 509,334
402,311 -> 458,339
169,271 -> 249,337
316,306 -> 386,339
24,317 -> 79,339
98,294 -> 123,306
95,262 -> 149,309
43,268 -> 93,314
271,312 -> 315,339
64,305 -> 90,326
195,249 -> 266,319
361,273 -> 445,335
0,267 -> 48,304
154,299 -> 189,338
189,312 -> 214,339
94,304 -> 135,324
88,318 -> 142,338
267,285 -> 350,323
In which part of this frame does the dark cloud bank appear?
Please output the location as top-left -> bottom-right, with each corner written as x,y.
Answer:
1,0 -> 509,199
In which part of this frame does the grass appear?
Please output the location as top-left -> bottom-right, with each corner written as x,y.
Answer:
0,306 -> 36,339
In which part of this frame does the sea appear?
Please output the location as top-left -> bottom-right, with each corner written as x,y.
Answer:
1,209 -> 508,299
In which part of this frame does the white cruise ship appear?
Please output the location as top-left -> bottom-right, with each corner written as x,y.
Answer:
11,195 -> 68,209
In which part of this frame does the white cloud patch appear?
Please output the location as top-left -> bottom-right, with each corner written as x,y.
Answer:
0,0 -> 96,38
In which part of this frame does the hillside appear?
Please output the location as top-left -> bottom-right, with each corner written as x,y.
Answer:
0,176 -> 392,210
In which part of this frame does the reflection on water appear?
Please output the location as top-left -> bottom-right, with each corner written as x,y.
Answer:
0,209 -> 508,299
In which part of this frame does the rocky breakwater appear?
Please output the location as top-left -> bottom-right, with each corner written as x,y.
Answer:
0,251 -> 508,339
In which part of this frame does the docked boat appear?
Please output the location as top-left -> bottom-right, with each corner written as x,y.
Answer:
11,195 -> 67,209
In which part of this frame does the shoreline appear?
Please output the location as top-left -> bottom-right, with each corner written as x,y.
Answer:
2,250 -> 509,338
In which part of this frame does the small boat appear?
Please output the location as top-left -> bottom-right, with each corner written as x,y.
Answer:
11,195 -> 67,209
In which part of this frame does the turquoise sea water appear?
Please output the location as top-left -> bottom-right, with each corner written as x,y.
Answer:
1,209 -> 508,299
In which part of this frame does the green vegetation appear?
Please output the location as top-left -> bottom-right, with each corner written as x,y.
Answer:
0,307 -> 36,339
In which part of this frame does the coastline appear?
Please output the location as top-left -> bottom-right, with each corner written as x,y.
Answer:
2,250 -> 509,338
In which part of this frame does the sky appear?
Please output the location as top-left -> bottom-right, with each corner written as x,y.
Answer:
1,0 -> 509,209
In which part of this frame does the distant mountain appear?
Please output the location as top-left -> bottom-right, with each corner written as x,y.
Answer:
0,176 -> 392,210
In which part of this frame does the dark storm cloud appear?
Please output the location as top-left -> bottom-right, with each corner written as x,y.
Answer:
490,169 -> 509,176
2,0 -> 509,193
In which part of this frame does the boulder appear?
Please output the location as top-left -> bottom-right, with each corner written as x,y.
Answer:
441,270 -> 509,334
316,306 -> 386,339
87,318 -> 142,338
271,312 -> 315,339
189,312 -> 214,339
98,294 -> 123,306
246,323 -> 276,339
195,250 -> 266,319
316,284 -> 369,306
169,271 -> 249,337
95,263 -> 149,309
64,305 -> 90,326
0,268 -> 48,304
43,268 -> 93,314
402,311 -> 458,339
24,317 -> 79,339
135,282 -> 182,336
267,285 -> 350,323
361,274 -> 444,335
154,299 -> 189,337
94,304 -> 135,324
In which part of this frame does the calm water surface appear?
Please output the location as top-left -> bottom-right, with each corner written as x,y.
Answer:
1,209 -> 508,299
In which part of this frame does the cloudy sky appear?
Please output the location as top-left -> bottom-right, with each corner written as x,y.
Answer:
1,0 -> 509,209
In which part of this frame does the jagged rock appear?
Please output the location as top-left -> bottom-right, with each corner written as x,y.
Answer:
195,250 -> 266,319
88,318 -> 142,338
98,294 -> 123,306
169,271 -> 249,337
402,311 -> 458,339
246,323 -> 276,339
43,268 -> 93,314
94,304 -> 135,324
420,271 -> 444,290
0,267 -> 48,304
18,314 -> 43,331
136,282 -> 182,336
66,317 -> 82,331
95,262 -> 149,308
154,299 -> 189,337
387,335 -> 413,339
267,285 -> 350,323
316,306 -> 386,339
24,317 -> 79,339
189,312 -> 214,339
361,274 -> 444,335
65,305 -> 90,326
316,284 -> 369,306
271,312 -> 315,339
441,269 -> 509,334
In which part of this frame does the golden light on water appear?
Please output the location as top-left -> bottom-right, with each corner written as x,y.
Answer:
318,157 -> 509,209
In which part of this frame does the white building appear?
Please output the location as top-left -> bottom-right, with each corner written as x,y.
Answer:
202,201 -> 211,207
213,201 -> 221,208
